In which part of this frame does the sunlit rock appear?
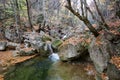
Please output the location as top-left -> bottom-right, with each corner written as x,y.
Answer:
58,37 -> 89,61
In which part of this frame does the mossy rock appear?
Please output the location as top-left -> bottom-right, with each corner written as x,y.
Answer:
42,35 -> 52,42
52,39 -> 63,49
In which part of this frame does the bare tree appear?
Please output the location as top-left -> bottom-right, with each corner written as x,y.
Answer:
65,0 -> 99,37
65,0 -> 111,37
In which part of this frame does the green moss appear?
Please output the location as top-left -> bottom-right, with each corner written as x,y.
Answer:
52,40 -> 63,49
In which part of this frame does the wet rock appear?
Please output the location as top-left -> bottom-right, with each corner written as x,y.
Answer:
0,41 -> 7,51
51,39 -> 63,50
41,34 -> 52,42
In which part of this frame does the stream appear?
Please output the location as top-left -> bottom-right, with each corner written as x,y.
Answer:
4,55 -> 95,80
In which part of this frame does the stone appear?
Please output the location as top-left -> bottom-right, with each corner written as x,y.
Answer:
89,33 -> 120,80
0,41 -> 7,51
7,42 -> 20,50
5,26 -> 23,43
12,51 -> 20,57
89,34 -> 114,73
58,42 -> 88,61
51,39 -> 63,49
107,62 -> 120,80
23,32 -> 53,56
12,48 -> 37,56
41,34 -> 52,42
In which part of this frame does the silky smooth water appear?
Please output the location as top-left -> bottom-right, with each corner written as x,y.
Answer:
4,56 -> 95,80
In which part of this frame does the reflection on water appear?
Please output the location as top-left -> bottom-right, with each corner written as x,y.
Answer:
4,56 -> 95,80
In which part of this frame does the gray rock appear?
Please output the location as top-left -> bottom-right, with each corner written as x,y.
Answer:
0,41 -> 7,51
12,48 -> 37,56
7,42 -> 20,50
12,51 -> 20,57
89,35 -> 114,73
23,32 -> 53,55
5,26 -> 23,43
107,62 -> 120,80
58,42 -> 88,61
89,33 -> 120,80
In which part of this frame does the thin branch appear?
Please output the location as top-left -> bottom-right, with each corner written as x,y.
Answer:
93,0 -> 109,30
80,0 -> 84,16
84,0 -> 88,18
65,0 -> 83,20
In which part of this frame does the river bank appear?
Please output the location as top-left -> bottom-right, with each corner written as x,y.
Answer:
0,51 -> 37,80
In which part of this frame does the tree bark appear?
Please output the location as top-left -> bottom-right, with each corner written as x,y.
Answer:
14,0 -> 21,25
26,0 -> 33,31
83,18 -> 99,37
93,0 -> 109,30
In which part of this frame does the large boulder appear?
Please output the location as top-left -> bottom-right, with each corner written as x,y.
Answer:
0,41 -> 7,51
5,26 -> 23,43
88,34 -> 114,73
23,32 -> 53,55
89,33 -> 120,80
58,37 -> 89,61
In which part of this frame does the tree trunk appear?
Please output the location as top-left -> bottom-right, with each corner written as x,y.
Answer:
26,0 -> 33,31
93,0 -> 109,30
65,1 -> 99,37
83,18 -> 99,37
14,0 -> 21,25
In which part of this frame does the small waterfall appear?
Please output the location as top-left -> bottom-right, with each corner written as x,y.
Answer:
48,43 -> 53,54
47,43 -> 60,62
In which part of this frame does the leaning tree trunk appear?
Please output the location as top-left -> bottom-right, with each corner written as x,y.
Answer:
65,0 -> 99,37
83,18 -> 99,37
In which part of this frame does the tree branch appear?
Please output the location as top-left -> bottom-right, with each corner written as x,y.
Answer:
93,0 -> 109,30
